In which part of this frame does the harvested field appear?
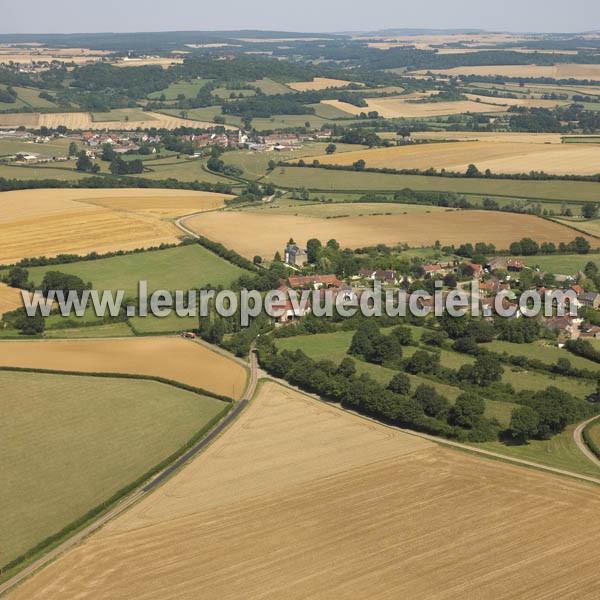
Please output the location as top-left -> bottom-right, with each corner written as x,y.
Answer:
9,381 -> 600,600
419,63 -> 600,80
241,200 -> 453,217
0,111 -> 233,131
311,141 -> 600,176
0,370 -> 227,565
0,188 -> 231,264
464,93 -> 567,108
411,131 -> 565,144
79,190 -> 227,218
0,283 -> 22,318
113,58 -> 184,68
0,337 -> 246,399
287,77 -> 362,91
322,97 -> 505,118
183,210 -> 597,259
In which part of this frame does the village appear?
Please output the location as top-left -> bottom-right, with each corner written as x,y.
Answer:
273,240 -> 600,345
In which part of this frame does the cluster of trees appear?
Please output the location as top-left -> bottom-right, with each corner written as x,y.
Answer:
108,156 -> 144,175
257,335 -> 500,442
0,86 -> 17,103
509,236 -> 591,256
509,387 -> 592,441
75,151 -> 100,174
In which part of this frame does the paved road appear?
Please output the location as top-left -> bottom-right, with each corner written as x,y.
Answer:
0,348 -> 259,597
573,414 -> 600,470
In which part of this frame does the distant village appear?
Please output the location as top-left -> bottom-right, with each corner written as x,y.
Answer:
0,126 -> 332,165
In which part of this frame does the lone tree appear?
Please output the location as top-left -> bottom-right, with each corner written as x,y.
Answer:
582,203 -> 599,219
510,406 -> 540,443
325,143 -> 337,155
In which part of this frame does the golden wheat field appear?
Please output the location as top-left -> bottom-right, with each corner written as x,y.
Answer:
420,63 -> 600,79
322,97 -> 505,118
0,337 -> 246,399
464,93 -> 567,108
0,111 -> 232,131
113,58 -> 184,68
0,283 -> 23,318
312,140 -> 600,175
287,77 -> 362,91
410,131 -> 566,144
184,210 -> 597,259
8,381 -> 600,600
0,188 -> 231,264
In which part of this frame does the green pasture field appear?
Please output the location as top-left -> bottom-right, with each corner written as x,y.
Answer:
13,86 -> 57,108
266,165 -> 600,202
213,87 -> 256,99
148,79 -> 209,100
553,217 -> 600,238
0,137 -> 71,158
512,253 -> 594,274
0,163 -> 87,180
26,244 -> 248,297
253,78 -> 292,95
483,339 -> 600,372
251,114 -> 341,131
158,107 -> 243,127
138,156 -> 241,185
0,369 -> 227,565
43,323 -> 134,338
472,425 -> 600,478
503,365 -> 595,398
222,143 -> 366,180
275,330 -> 515,425
129,312 -> 198,334
91,108 -> 155,122
308,102 -> 355,119
590,421 -> 600,447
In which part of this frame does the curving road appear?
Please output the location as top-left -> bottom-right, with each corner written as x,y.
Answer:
573,414 -> 600,470
0,346 -> 259,597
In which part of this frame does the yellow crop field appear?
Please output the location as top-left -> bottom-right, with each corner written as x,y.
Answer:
184,210 -> 597,259
0,111 -> 233,131
287,77 -> 362,91
465,93 -> 567,108
0,283 -> 23,318
311,141 -> 600,175
410,131 -> 566,144
0,188 -> 231,264
0,337 -> 246,399
322,97 -> 505,118
113,58 -> 184,68
420,63 -> 600,79
10,381 -> 600,599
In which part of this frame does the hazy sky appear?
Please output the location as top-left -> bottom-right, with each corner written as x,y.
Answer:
1,0 -> 599,34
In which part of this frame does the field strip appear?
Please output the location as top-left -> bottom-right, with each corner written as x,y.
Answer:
0,337 -> 247,400
181,210 -> 599,260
